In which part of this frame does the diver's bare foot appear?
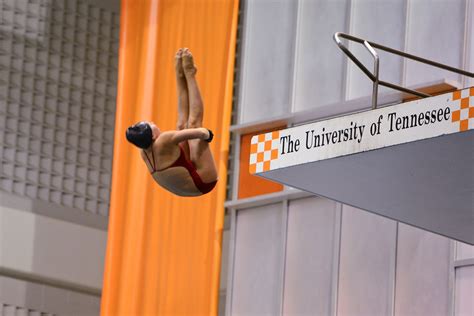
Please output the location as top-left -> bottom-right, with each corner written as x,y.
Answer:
175,48 -> 185,78
182,48 -> 197,76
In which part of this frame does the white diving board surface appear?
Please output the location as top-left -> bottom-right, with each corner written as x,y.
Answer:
250,87 -> 474,245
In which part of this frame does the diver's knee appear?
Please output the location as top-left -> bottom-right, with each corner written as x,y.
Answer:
188,116 -> 203,128
177,121 -> 187,130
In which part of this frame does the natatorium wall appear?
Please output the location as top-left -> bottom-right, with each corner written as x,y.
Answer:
224,0 -> 474,315
0,0 -> 119,314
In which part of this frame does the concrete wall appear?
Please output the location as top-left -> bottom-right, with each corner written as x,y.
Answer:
0,200 -> 107,314
0,205 -> 106,291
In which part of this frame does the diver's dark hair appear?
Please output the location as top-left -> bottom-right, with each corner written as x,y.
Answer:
125,122 -> 153,149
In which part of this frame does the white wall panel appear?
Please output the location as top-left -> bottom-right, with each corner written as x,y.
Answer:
0,276 -> 43,311
0,276 -> 100,316
457,242 -> 474,260
395,223 -> 451,316
238,0 -> 297,123
220,229 -> 230,291
405,0 -> 466,86
283,197 -> 339,316
219,226 -> 230,316
228,1 -> 471,315
347,0 -> 406,99
231,203 -> 284,315
337,205 -> 396,316
467,0 -> 474,88
292,0 -> 349,111
0,206 -> 106,290
455,266 -> 474,316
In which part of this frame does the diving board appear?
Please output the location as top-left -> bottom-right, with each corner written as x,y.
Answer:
250,87 -> 474,244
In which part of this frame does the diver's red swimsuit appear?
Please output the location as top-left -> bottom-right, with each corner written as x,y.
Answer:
145,146 -> 217,194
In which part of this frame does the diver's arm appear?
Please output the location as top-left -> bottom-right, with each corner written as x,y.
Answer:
170,128 -> 212,144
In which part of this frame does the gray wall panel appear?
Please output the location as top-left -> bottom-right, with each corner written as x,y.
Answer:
468,0 -> 474,88
457,242 -> 474,260
0,276 -> 43,311
395,224 -> 451,316
231,204 -> 284,315
337,205 -> 396,316
0,205 -> 106,290
227,0 -> 474,315
405,0 -> 465,85
283,197 -> 339,316
454,266 -> 474,316
292,0 -> 349,111
238,0 -> 297,123
220,229 -> 230,291
347,0 -> 406,99
0,275 -> 100,315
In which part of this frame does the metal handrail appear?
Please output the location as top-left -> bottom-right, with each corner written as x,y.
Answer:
334,32 -> 474,109
363,40 -> 379,109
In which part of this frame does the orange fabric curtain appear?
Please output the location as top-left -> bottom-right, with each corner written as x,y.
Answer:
101,0 -> 239,314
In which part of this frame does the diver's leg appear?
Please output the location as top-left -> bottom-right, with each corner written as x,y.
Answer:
175,48 -> 189,130
175,48 -> 191,157
182,49 -> 217,182
182,48 -> 203,128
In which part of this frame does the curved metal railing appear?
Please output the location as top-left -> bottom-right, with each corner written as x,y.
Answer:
334,32 -> 474,109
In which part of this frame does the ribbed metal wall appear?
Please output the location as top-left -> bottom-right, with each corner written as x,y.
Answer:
0,0 -> 119,216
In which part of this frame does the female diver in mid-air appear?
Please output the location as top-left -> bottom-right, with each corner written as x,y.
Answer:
125,48 -> 218,196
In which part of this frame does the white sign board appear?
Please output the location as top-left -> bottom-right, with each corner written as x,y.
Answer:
250,87 -> 474,174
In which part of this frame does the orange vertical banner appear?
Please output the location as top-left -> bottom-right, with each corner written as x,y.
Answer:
101,0 -> 239,314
